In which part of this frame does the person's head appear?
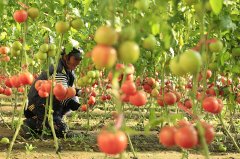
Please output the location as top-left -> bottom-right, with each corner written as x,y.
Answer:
62,47 -> 83,70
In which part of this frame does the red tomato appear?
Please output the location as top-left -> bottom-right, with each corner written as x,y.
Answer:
88,96 -> 96,105
10,75 -> 22,88
121,94 -> 130,103
184,99 -> 193,109
0,86 -> 4,94
38,89 -> 49,98
53,83 -> 67,99
164,92 -> 177,105
121,80 -> 136,95
4,88 -> 12,96
17,87 -> 24,93
5,78 -> 13,88
237,96 -> 240,104
177,119 -> 191,128
174,91 -> 181,102
129,91 -> 147,107
97,130 -> 128,155
35,80 -> 43,91
174,125 -> 198,149
19,72 -> 34,85
13,10 -> 28,23
213,98 -> 223,114
90,91 -> 97,97
202,97 -> 219,113
81,104 -> 87,112
157,95 -> 164,107
159,126 -> 176,147
201,122 -> 215,144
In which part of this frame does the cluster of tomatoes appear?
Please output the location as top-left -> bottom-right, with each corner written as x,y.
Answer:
159,120 -> 214,149
0,46 -> 10,62
34,80 -> 76,100
0,72 -> 34,96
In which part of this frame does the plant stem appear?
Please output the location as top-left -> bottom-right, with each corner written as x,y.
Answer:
127,133 -> 137,158
218,114 -> 240,152
47,33 -> 64,159
6,89 -> 27,159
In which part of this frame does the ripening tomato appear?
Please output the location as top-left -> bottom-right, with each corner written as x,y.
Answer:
164,92 -> 177,105
174,125 -> 198,149
159,126 -> 176,147
91,45 -> 117,69
65,87 -> 76,98
97,130 -> 128,155
202,97 -> 219,113
94,26 -> 118,46
129,91 -> 147,107
121,80 -> 136,95
13,10 -> 28,23
35,80 -> 43,91
53,83 -> 67,99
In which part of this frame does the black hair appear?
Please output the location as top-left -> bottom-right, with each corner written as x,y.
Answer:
61,47 -> 83,61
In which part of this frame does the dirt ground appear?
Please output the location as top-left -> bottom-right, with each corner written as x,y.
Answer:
0,151 -> 239,159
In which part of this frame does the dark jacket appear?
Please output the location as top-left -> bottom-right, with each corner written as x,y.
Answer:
25,58 -> 80,119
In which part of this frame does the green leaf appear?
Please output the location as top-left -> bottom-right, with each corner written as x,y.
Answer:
65,43 -> 73,54
149,108 -> 156,121
151,23 -> 160,35
60,0 -> 65,5
210,0 -> 223,15
83,0 -> 93,15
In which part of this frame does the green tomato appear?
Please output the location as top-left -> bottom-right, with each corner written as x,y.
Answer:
94,26 -> 118,46
55,21 -> 70,34
27,7 -> 39,20
47,50 -> 56,57
143,35 -> 156,50
209,40 -> 223,52
118,41 -> 140,64
12,41 -> 22,51
71,18 -> 84,30
169,57 -> 186,76
232,47 -> 240,57
134,0 -> 149,11
183,0 -> 198,6
40,44 -> 49,52
48,44 -> 56,51
11,48 -> 20,56
0,137 -> 10,144
36,51 -> 47,60
120,26 -> 136,41
87,71 -> 96,78
179,50 -> 202,74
